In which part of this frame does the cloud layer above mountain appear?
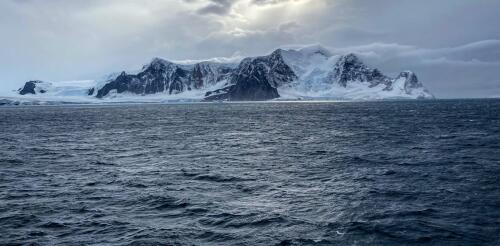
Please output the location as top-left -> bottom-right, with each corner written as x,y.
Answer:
1,0 -> 500,98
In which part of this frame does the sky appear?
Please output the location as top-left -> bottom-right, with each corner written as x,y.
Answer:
1,0 -> 500,98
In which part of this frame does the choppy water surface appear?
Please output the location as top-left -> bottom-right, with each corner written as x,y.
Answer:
1,100 -> 500,245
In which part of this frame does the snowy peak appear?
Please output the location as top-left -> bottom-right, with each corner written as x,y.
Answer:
96,63 -> 188,98
273,50 -> 433,100
203,49 -> 292,101
234,49 -> 298,88
280,45 -> 333,59
339,53 -> 361,63
141,57 -> 185,76
144,57 -> 177,70
397,71 -> 421,90
331,53 -> 376,87
392,71 -> 433,98
298,45 -> 332,56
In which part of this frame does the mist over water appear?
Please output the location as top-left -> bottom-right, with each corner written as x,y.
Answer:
1,100 -> 499,245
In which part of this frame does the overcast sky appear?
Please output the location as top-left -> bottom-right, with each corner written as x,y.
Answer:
1,0 -> 500,98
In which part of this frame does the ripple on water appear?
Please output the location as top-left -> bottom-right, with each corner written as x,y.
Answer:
0,100 -> 499,245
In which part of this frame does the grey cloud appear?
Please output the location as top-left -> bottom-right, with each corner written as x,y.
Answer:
197,0 -> 235,15
193,0 -> 299,15
251,0 -> 298,5
278,21 -> 300,32
196,27 -> 297,56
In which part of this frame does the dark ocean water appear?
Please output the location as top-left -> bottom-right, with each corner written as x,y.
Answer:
1,100 -> 499,245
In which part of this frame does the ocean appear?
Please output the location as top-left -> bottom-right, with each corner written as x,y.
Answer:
1,100 -> 499,245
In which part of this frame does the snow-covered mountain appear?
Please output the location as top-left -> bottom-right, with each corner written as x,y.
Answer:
92,58 -> 236,98
4,45 -> 433,105
276,47 -> 433,100
204,46 -> 433,101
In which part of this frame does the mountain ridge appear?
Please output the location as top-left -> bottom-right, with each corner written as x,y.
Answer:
12,45 -> 434,103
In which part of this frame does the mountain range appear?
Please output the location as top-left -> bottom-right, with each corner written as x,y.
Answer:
2,46 -> 433,105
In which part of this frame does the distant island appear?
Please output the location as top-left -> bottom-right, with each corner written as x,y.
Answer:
2,46 -> 433,106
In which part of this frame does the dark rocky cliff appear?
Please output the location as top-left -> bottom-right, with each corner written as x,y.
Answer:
18,81 -> 47,95
95,59 -> 234,98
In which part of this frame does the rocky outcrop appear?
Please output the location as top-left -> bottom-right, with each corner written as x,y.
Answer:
330,54 -> 392,89
18,81 -> 47,95
204,86 -> 235,101
204,49 -> 296,101
397,71 -> 423,93
250,49 -> 298,88
394,71 -> 433,98
87,88 -> 95,96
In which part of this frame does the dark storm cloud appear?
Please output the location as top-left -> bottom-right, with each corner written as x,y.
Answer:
1,0 -> 499,98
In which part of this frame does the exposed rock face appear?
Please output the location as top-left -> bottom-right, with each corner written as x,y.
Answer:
250,49 -> 298,88
397,71 -> 423,93
204,86 -> 235,101
87,88 -> 95,96
18,81 -> 47,95
191,62 -> 234,90
95,58 -> 235,98
204,49 -> 296,101
222,58 -> 283,101
330,54 -> 392,89
96,60 -> 187,98
395,71 -> 432,98
96,52 -> 290,101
